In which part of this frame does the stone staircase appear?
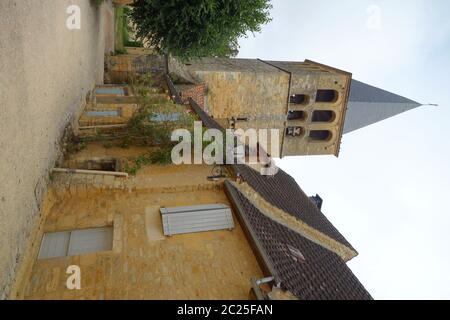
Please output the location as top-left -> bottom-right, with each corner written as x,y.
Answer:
76,85 -> 166,138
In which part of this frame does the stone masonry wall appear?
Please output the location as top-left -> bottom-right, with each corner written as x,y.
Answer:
185,58 -> 352,157
187,59 -> 290,121
105,54 -> 166,84
14,164 -> 263,300
0,0 -> 112,299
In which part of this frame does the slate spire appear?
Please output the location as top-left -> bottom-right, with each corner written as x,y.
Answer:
344,80 -> 422,133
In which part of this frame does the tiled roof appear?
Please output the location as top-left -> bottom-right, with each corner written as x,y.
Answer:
232,165 -> 356,252
188,95 -> 355,251
226,182 -> 372,300
165,74 -> 183,105
188,97 -> 225,132
188,86 -> 370,299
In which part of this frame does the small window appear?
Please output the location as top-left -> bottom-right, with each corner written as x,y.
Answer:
312,110 -> 335,122
84,110 -> 120,117
286,127 -> 303,137
287,110 -> 305,121
315,90 -> 338,103
309,130 -> 332,141
290,94 -> 309,105
160,204 -> 234,236
82,158 -> 118,172
38,227 -> 113,260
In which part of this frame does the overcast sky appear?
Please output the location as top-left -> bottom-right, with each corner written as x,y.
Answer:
238,0 -> 450,300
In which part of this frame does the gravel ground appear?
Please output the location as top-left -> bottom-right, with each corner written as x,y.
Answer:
0,0 -> 114,298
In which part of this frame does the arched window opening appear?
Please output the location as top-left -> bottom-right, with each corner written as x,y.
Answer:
315,90 -> 338,103
287,110 -> 305,121
312,110 -> 335,122
286,127 -> 303,137
309,130 -> 332,141
290,94 -> 309,105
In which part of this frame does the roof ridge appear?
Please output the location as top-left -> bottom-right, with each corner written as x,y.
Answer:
233,164 -> 357,252
227,180 -> 357,261
225,181 -> 372,300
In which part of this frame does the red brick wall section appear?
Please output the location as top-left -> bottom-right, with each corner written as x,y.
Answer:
179,84 -> 206,108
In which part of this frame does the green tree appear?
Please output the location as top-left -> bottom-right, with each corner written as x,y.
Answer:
129,0 -> 272,59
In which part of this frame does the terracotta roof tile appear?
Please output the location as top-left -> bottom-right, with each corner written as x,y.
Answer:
233,165 -> 356,252
227,182 -> 372,300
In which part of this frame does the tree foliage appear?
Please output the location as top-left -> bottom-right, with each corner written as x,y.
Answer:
129,0 -> 272,59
